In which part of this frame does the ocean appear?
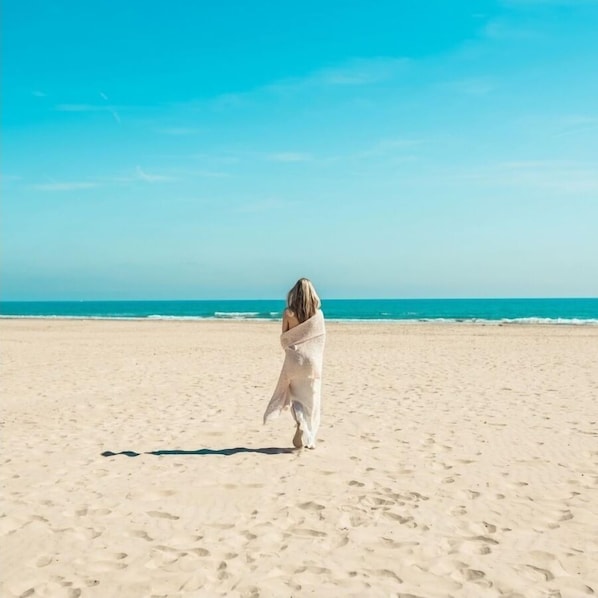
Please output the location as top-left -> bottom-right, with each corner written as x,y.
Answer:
1,298 -> 597,324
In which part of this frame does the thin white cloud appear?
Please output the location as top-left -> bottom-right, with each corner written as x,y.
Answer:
135,166 -> 177,182
559,115 -> 598,126
30,181 -> 99,191
451,160 -> 598,193
56,102 -> 122,124
32,90 -> 47,97
266,57 -> 410,94
98,92 -> 121,123
316,57 -> 409,86
187,56 -> 410,111
94,167 -> 180,185
0,173 -> 21,182
56,104 -> 107,112
553,115 -> 598,137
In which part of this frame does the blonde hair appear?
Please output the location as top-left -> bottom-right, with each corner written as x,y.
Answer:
287,278 -> 321,323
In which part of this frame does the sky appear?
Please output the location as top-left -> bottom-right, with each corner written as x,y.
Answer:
2,0 -> 598,300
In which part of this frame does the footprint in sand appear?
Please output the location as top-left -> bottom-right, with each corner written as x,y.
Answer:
291,528 -> 326,538
147,510 -> 179,520
516,564 -> 554,582
129,529 -> 153,542
559,510 -> 574,521
382,512 -> 416,526
371,496 -> 395,507
217,561 -> 231,581
372,569 -> 402,582
455,535 -> 498,556
298,501 -> 325,511
461,489 -> 481,500
145,547 -> 180,570
35,555 -> 53,567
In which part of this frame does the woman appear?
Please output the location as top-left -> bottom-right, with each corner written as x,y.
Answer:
263,278 -> 326,449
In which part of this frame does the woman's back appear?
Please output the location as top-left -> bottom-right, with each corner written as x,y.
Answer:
282,308 -> 301,332
284,278 -> 321,332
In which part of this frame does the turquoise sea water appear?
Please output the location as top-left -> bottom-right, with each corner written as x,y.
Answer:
1,298 -> 597,324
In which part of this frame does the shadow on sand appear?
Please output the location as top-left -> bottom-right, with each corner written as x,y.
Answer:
101,447 -> 295,458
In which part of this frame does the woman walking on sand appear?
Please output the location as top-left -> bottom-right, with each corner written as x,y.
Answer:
263,278 -> 326,449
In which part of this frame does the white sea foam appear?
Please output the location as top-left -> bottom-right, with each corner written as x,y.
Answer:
324,317 -> 598,325
214,311 -> 261,318
2,314 -> 597,325
498,317 -> 598,325
146,315 -> 207,320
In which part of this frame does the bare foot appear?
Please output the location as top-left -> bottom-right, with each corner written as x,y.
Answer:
292,424 -> 303,448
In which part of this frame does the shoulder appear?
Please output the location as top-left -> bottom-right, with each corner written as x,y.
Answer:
283,308 -> 300,331
284,308 -> 299,323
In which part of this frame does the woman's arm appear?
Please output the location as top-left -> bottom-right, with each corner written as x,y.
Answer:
282,309 -> 290,332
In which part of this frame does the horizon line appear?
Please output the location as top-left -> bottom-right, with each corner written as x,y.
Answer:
1,296 -> 597,303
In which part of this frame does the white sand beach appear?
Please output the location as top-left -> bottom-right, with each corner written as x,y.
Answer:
1,319 -> 597,597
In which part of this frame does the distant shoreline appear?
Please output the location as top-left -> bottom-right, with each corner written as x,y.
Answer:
2,315 -> 597,326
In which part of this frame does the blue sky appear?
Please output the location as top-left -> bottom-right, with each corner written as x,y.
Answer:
2,0 -> 597,300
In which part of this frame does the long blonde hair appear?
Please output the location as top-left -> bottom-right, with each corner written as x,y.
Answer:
287,278 -> 321,323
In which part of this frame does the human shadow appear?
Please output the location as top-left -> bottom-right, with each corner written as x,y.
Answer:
101,447 -> 295,458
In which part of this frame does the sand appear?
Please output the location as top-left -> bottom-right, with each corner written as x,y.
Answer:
1,319 -> 597,598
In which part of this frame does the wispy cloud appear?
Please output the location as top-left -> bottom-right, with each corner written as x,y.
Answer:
451,160 -> 598,193
0,173 -> 21,182
30,181 -> 99,191
37,168 -> 180,188
97,92 -> 121,123
266,57 -> 410,94
56,101 -> 121,124
316,57 -> 409,86
56,104 -> 108,112
32,90 -> 47,97
266,152 -> 312,163
554,114 -> 598,137
192,56 -> 410,111
135,166 -> 177,183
